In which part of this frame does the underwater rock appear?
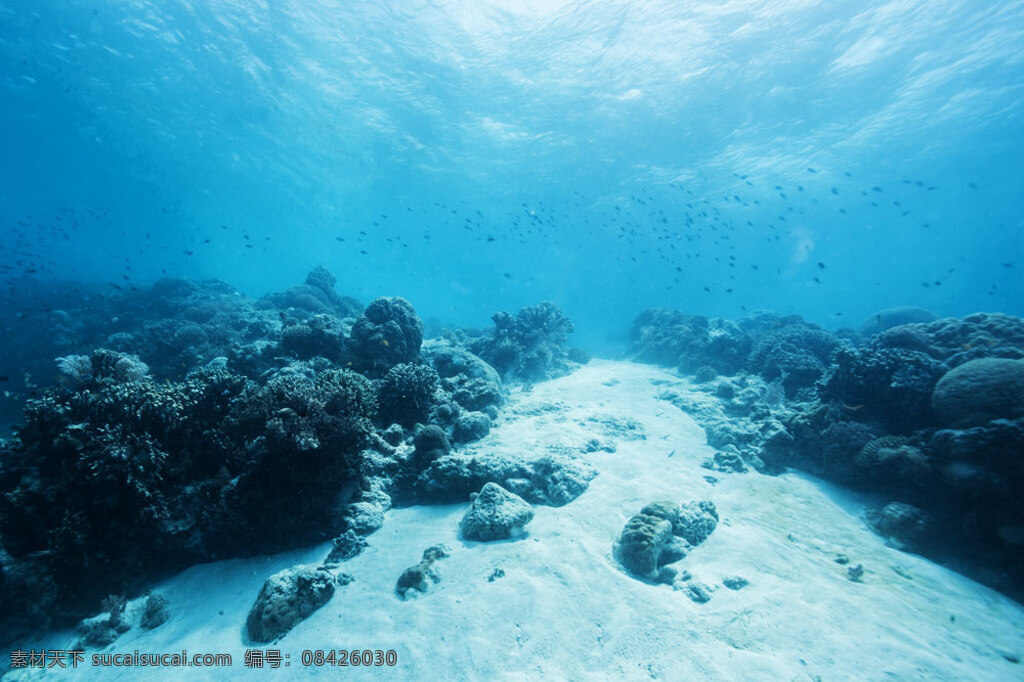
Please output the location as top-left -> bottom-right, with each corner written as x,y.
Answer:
323,530 -> 369,566
348,297 -> 424,375
140,593 -> 171,630
75,594 -> 131,648
701,449 -> 749,474
855,437 -> 932,484
662,380 -> 778,472
866,502 -> 934,550
428,345 -> 503,387
693,365 -> 718,383
459,482 -> 535,542
722,577 -> 749,591
259,267 -> 362,318
246,565 -> 348,643
447,376 -> 504,413
396,544 -> 451,599
929,418 -> 1024,473
452,411 -> 491,443
342,501 -> 388,536
412,424 -> 451,468
412,452 -> 597,507
675,582 -> 714,603
931,358 -> 1024,428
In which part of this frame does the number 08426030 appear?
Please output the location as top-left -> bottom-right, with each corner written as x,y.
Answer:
301,649 -> 398,667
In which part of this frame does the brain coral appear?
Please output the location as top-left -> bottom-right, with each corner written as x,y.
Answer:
931,358 -> 1024,428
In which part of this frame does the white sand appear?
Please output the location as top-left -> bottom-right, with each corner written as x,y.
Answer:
9,359 -> 1024,680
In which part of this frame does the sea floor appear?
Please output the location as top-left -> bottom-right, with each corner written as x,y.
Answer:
7,360 -> 1024,680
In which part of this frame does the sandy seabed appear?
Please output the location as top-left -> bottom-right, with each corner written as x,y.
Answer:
9,360 -> 1024,681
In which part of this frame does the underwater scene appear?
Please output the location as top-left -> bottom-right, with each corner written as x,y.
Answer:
2,0 -> 1023,679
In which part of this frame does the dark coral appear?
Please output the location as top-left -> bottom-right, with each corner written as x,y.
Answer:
470,302 -> 579,383
0,361 -> 375,642
747,325 -> 843,396
412,424 -> 451,469
628,309 -> 751,375
278,314 -> 347,362
872,313 -> 1024,368
429,346 -> 503,412
931,358 -> 1024,428
348,297 -> 424,375
259,267 -> 362,318
376,362 -> 439,428
819,345 -> 945,433
220,368 -> 377,551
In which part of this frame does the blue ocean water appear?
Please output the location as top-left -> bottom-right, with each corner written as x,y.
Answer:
2,2 -> 1024,675
2,0 -> 1021,348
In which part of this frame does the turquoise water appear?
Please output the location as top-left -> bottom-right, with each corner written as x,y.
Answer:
3,3 -> 1024,672
2,0 -> 1021,349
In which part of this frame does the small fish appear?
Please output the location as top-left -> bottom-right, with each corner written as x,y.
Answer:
817,262 -> 825,269
667,450 -> 676,458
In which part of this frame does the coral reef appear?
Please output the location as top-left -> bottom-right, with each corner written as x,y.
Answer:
258,266 -> 362,318
0,270 -> 588,645
628,309 -> 752,375
469,302 -> 581,383
819,345 -> 945,433
613,512 -> 676,581
747,324 -> 844,396
278,314 -> 348,362
0,357 -> 375,641
628,306 -> 1024,597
